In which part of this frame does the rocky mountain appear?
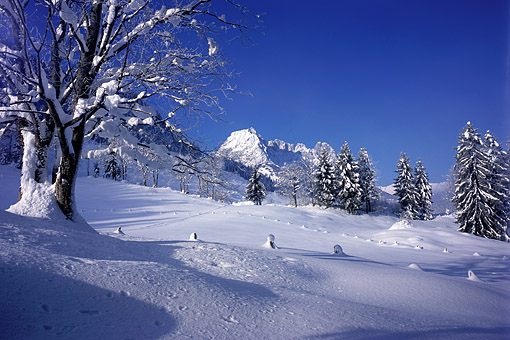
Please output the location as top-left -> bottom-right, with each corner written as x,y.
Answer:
217,127 -> 336,181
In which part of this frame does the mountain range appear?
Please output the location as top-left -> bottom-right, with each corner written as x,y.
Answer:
217,127 -> 452,214
217,127 -> 336,181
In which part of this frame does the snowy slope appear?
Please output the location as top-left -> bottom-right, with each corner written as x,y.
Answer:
1,165 -> 510,339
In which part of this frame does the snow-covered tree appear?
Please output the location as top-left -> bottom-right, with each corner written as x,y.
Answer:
277,162 -> 306,207
357,148 -> 378,213
103,151 -> 121,181
414,160 -> 432,220
334,142 -> 361,214
315,148 -> 336,208
394,153 -> 418,219
0,0 -> 256,220
246,166 -> 265,205
0,124 -> 22,166
482,131 -> 509,240
452,123 -> 508,241
301,152 -> 317,206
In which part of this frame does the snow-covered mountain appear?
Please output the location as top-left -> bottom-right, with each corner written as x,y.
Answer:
217,127 -> 336,181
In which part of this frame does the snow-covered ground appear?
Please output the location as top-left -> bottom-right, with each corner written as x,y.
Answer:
1,164 -> 509,339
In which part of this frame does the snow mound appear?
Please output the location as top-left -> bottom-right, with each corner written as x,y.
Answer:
389,219 -> 413,230
114,227 -> 125,235
408,263 -> 424,271
7,181 -> 94,233
263,234 -> 278,249
333,244 -> 345,256
467,270 -> 483,282
7,181 -> 59,219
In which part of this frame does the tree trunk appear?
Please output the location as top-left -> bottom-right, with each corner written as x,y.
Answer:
55,153 -> 76,218
54,118 -> 86,219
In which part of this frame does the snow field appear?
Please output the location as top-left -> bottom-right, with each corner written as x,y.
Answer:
1,166 -> 509,339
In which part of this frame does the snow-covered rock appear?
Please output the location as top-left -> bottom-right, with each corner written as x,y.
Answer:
263,234 -> 278,249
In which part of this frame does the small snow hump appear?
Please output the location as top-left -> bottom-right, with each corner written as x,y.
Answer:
467,270 -> 483,282
263,234 -> 278,249
114,227 -> 124,235
408,263 -> 424,271
443,248 -> 449,253
333,244 -> 345,256
189,232 -> 197,241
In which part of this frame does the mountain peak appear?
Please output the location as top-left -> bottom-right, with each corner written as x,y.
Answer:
218,128 -> 336,181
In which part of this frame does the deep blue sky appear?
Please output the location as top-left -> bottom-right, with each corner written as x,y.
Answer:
193,0 -> 509,185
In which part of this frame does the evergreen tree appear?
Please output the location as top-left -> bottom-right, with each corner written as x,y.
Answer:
246,166 -> 266,205
335,142 -> 362,214
414,160 -> 433,220
315,148 -> 336,208
103,151 -> 121,181
394,153 -> 418,219
358,148 -> 378,213
482,131 -> 509,240
452,123 -> 508,241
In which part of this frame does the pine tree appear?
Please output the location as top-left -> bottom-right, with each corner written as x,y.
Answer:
394,153 -> 418,219
414,160 -> 433,220
358,148 -> 378,213
335,142 -> 362,214
246,166 -> 266,205
452,123 -> 508,241
315,148 -> 336,208
482,131 -> 509,240
103,151 -> 121,181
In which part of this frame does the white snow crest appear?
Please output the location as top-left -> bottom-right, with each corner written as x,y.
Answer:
389,219 -> 413,230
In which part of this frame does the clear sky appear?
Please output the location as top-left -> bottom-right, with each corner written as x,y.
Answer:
195,0 -> 509,185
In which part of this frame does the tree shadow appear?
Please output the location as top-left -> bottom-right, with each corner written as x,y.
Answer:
0,264 -> 176,340
306,325 -> 510,340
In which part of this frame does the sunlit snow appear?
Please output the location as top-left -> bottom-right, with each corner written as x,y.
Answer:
1,165 -> 509,339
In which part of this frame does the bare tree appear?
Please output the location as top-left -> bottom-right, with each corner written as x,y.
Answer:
0,0 -> 256,220
277,162 -> 306,207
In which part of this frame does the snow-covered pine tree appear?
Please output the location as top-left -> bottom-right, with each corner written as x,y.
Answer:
482,131 -> 509,240
315,148 -> 336,208
103,151 -> 121,181
334,142 -> 362,214
246,166 -> 266,205
358,148 -> 378,213
394,153 -> 418,219
452,123 -> 508,241
414,160 -> 433,220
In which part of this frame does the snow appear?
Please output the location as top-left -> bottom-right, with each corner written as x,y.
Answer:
1,165 -> 510,339
217,127 -> 335,181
